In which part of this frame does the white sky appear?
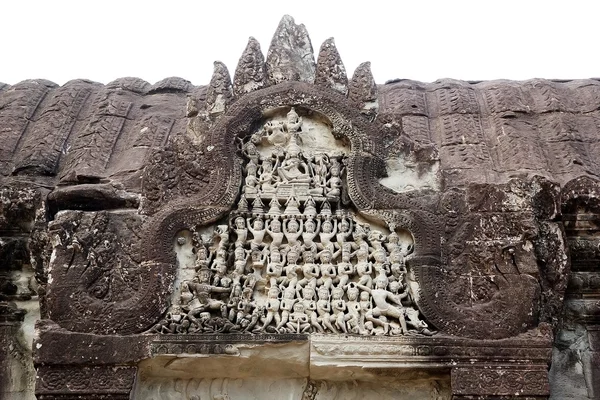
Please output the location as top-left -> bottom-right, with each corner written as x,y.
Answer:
2,0 -> 599,86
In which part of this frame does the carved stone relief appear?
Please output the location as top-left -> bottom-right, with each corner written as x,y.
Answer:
154,108 -> 433,337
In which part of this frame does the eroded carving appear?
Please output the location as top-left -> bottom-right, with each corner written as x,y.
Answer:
154,109 -> 433,336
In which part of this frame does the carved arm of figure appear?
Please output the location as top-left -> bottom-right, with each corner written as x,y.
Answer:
210,286 -> 233,294
314,216 -> 322,233
357,284 -> 371,293
246,217 -> 254,232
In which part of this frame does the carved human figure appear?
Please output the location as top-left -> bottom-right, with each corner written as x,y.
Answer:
335,218 -> 352,250
227,285 -> 243,322
385,230 -> 400,255
360,290 -> 372,316
194,243 -> 213,272
247,305 -> 264,333
180,281 -> 194,306
318,249 -> 337,289
266,249 -> 285,288
284,107 -> 302,134
215,225 -> 229,251
236,287 -> 256,328
301,286 -> 323,333
318,217 -> 337,253
278,152 -> 310,183
336,243 -> 355,289
355,246 -> 373,288
232,216 -> 248,245
287,302 -> 311,333
371,248 -> 389,276
346,285 -> 367,334
331,287 -> 348,333
248,217 -> 266,249
283,216 -> 303,247
246,248 -> 267,292
187,267 -> 231,326
277,287 -> 297,332
266,218 -> 284,249
359,275 -> 408,335
211,249 -> 229,287
244,160 -> 259,194
316,286 -> 336,333
308,154 -> 328,196
282,246 -> 301,289
297,250 -> 320,289
242,136 -> 260,163
390,250 -> 408,283
259,158 -> 279,193
326,159 -> 344,198
260,286 -> 281,332
232,245 -> 250,288
302,217 -> 320,252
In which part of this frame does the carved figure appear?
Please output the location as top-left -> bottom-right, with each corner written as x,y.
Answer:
284,107 -> 302,133
283,216 -> 303,247
318,217 -> 337,253
266,249 -> 284,287
259,158 -> 280,194
326,159 -> 344,197
233,216 -> 249,245
301,286 -> 323,332
318,249 -> 337,289
302,217 -> 320,251
266,217 -> 284,249
248,217 -> 266,249
359,275 -> 408,335
260,286 -> 281,332
277,287 -> 297,331
278,153 -> 310,183
287,302 -> 310,333
187,267 -> 231,327
316,286 -> 336,333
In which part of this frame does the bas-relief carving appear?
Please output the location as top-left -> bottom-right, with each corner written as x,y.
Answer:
154,109 -> 434,337
135,377 -> 451,400
13,14 -> 577,400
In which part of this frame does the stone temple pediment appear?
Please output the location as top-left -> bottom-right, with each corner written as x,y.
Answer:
1,14 -> 600,400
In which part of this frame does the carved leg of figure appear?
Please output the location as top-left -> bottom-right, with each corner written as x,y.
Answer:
277,311 -> 290,332
338,275 -> 349,289
187,307 -> 206,327
336,312 -> 348,333
357,275 -> 372,288
260,312 -> 275,331
320,314 -> 337,333
310,313 -> 324,333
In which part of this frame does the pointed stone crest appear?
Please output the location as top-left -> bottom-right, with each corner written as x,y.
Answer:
205,61 -> 233,118
265,15 -> 316,86
348,62 -> 379,120
233,37 -> 266,97
315,38 -> 348,95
